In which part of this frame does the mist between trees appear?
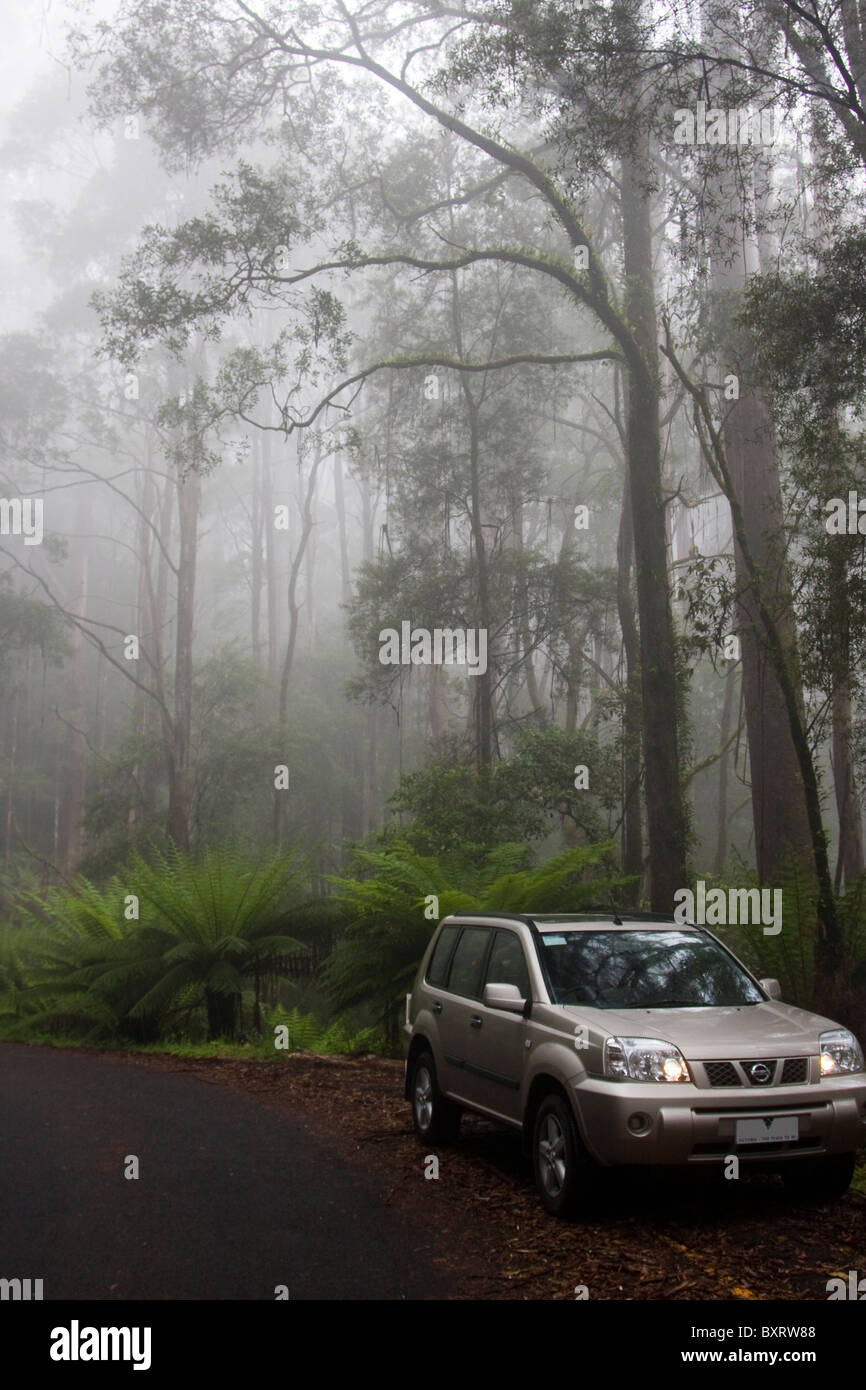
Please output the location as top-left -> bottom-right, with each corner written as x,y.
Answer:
1,0 -> 866,1051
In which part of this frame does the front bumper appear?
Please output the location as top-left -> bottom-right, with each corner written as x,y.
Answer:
572,1072 -> 866,1166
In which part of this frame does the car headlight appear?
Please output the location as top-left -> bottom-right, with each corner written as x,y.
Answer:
819,1029 -> 864,1076
604,1036 -> 691,1083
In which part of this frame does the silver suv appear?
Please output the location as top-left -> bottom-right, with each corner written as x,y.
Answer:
403,912 -> 866,1216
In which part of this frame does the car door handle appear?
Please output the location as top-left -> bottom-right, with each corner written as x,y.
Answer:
432,1001 -> 442,1014
470,1015 -> 482,1029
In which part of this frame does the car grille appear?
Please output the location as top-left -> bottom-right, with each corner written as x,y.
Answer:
705,1061 -> 740,1087
701,1056 -> 810,1087
780,1057 -> 809,1084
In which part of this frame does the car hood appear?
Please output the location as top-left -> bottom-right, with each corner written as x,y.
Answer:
561,1000 -> 845,1057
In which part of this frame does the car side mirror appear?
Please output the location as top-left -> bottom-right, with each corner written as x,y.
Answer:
759,978 -> 782,1000
483,982 -> 527,1014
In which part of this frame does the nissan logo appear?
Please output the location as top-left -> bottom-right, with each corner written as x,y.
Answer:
750,1063 -> 772,1084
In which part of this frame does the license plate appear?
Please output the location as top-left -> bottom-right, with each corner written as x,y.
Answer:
736,1116 -> 799,1144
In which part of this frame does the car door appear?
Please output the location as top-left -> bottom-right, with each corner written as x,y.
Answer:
460,928 -> 531,1122
435,926 -> 492,1102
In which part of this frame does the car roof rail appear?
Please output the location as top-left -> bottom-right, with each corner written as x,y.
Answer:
442,908 -> 689,927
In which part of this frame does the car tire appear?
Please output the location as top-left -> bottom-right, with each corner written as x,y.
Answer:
780,1151 -> 856,1202
532,1093 -> 592,1218
410,1050 -> 461,1145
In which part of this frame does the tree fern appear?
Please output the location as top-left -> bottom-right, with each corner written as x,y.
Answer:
4,844 -> 318,1042
323,839 -> 630,1040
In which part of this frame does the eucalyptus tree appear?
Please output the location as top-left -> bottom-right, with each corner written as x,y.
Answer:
641,0 -> 866,970
743,230 -> 866,891
342,182 -> 619,775
72,0 -> 690,908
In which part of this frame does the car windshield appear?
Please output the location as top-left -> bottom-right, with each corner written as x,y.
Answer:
536,929 -> 764,1008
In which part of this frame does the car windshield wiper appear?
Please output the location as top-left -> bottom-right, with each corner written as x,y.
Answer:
644,999 -> 703,1008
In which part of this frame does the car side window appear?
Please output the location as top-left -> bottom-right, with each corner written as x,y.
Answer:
445,927 -> 491,998
426,926 -> 460,987
485,929 -> 531,999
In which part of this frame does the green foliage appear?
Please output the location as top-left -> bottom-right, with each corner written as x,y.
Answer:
109,843 -> 311,1037
503,726 -> 622,841
8,872 -> 149,1041
387,752 -> 546,857
2,844 -> 320,1043
0,582 -> 68,677
0,925 -> 30,1024
80,644 -> 350,874
263,1004 -> 381,1055
0,332 -> 69,448
712,863 -> 818,1007
743,231 -> 866,418
474,841 -> 627,912
388,727 -> 624,861
322,839 -> 631,1040
699,860 -> 866,1028
673,556 -> 737,668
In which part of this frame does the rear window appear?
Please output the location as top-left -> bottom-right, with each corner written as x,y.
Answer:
445,927 -> 491,998
426,926 -> 460,987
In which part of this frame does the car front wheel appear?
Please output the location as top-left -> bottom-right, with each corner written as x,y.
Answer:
532,1094 -> 592,1218
410,1050 -> 461,1145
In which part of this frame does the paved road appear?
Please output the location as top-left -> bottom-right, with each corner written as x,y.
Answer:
0,1045 -> 444,1299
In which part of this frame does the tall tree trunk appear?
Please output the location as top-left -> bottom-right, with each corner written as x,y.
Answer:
702,60 -> 815,891
250,428 -> 263,666
722,385 -> 813,883
274,435 -> 323,845
358,469 -> 381,834
830,542 -> 865,887
57,510 -> 88,871
464,391 -> 494,770
277,436 -> 322,723
4,686 -> 18,870
810,153 -> 865,893
450,258 -> 494,773
130,440 -> 159,833
832,676 -> 864,889
693,13 -> 843,987
205,987 -> 237,1041
166,462 -> 200,852
713,663 -> 737,877
620,139 -> 688,910
364,703 -> 380,836
304,459 -> 317,654
261,424 -> 279,681
616,466 -> 643,901
514,496 -> 547,719
333,447 -> 352,608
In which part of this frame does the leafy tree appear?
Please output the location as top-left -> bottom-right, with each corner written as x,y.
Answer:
388,725 -> 622,860
73,0 -> 689,910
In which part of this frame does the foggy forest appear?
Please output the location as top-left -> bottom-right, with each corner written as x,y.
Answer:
0,1 -> 865,1116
